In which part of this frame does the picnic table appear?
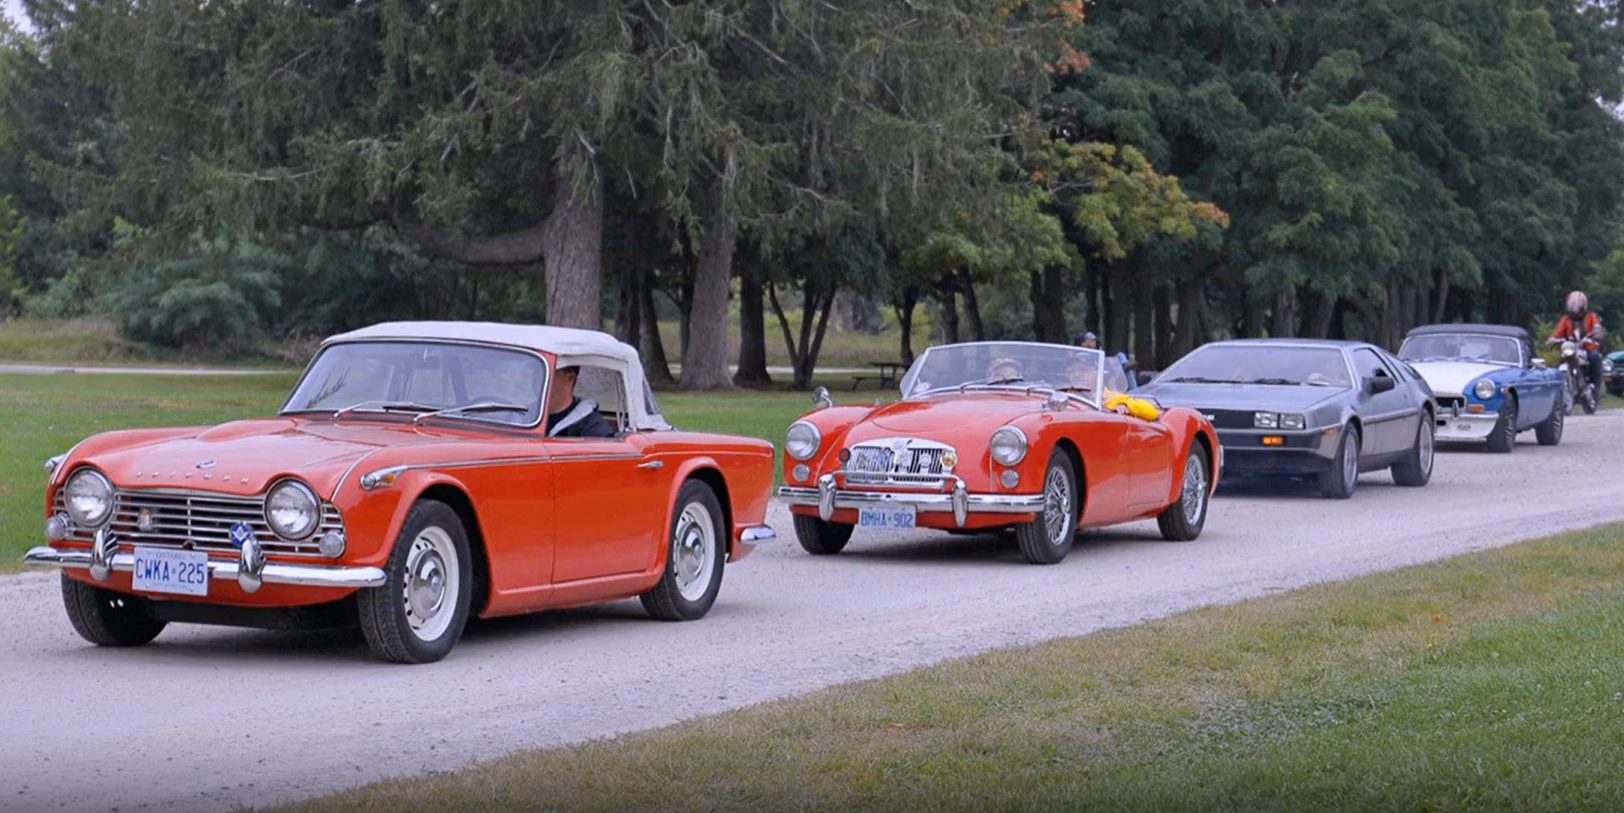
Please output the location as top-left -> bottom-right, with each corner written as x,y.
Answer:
849,361 -> 906,390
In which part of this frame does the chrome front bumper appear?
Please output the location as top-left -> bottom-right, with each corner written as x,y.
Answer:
1434,412 -> 1497,441
24,529 -> 386,593
778,474 -> 1045,527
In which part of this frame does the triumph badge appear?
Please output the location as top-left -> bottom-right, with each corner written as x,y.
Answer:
229,522 -> 253,547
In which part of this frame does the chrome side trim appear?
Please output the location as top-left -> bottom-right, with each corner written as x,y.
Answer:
24,545 -> 387,589
738,525 -> 776,543
778,486 -> 1044,521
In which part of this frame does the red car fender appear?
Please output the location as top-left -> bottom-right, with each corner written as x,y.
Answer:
1159,408 -> 1221,507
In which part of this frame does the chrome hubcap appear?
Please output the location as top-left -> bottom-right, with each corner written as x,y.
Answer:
673,502 -> 716,602
1042,465 -> 1073,546
403,527 -> 458,641
1181,455 -> 1207,525
1419,422 -> 1434,474
1343,435 -> 1359,487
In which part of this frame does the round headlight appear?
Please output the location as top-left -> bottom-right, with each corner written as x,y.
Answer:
1605,358 -> 1616,375
265,479 -> 320,540
63,468 -> 114,528
785,421 -> 822,461
1472,379 -> 1497,401
990,426 -> 1028,466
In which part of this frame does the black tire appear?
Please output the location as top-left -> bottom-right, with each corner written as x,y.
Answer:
1156,445 -> 1210,541
1016,451 -> 1079,565
1391,414 -> 1434,487
1582,386 -> 1599,415
793,514 -> 853,555
641,480 -> 727,621
357,500 -> 473,664
60,574 -> 166,647
1535,400 -> 1564,446
1317,425 -> 1361,500
1486,395 -> 1517,454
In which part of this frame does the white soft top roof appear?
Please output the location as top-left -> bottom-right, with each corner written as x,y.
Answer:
323,321 -> 670,431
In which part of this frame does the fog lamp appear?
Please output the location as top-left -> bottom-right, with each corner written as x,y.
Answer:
317,530 -> 346,558
792,464 -> 811,483
999,470 -> 1020,489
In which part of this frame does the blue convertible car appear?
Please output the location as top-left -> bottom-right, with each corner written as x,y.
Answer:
1397,324 -> 1565,452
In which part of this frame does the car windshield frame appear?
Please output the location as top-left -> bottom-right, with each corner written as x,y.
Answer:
280,339 -> 551,429
899,341 -> 1107,408
1398,333 -> 1524,367
1156,343 -> 1356,389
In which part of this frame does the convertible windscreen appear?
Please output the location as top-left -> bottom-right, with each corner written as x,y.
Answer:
1399,334 -> 1521,366
901,342 -> 1108,403
1160,345 -> 1352,388
283,341 -> 547,426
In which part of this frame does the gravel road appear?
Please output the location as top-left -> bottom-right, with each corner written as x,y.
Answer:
4,412 -> 1623,812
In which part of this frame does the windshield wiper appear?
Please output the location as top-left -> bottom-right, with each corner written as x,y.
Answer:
412,401 -> 530,425
331,400 -> 438,423
1245,377 -> 1303,386
1166,376 -> 1242,384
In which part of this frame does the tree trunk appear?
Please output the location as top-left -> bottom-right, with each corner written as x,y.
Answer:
958,268 -> 985,341
638,269 -> 675,386
894,285 -> 920,365
767,282 -> 837,391
797,290 -> 836,390
1030,266 -> 1069,343
733,253 -> 771,387
539,171 -> 605,329
1171,278 -> 1207,361
1271,289 -> 1298,338
681,185 -> 736,389
1106,266 -> 1131,353
1153,286 -> 1174,369
938,285 -> 960,344
1133,279 -> 1155,364
1243,291 -> 1267,338
1085,267 -> 1101,339
1305,293 -> 1336,338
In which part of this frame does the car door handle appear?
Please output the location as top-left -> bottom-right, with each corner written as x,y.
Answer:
637,460 -> 665,470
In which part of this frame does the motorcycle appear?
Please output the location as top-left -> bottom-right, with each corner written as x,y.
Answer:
1555,336 -> 1600,415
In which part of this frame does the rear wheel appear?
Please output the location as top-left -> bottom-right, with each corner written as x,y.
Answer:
641,480 -> 727,621
1486,395 -> 1517,454
793,514 -> 853,555
357,500 -> 473,664
1391,415 -> 1434,487
1016,452 -> 1078,565
1317,425 -> 1360,500
1535,400 -> 1565,446
60,574 -> 166,647
1156,445 -> 1210,541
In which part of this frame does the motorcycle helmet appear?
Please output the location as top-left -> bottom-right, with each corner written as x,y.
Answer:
1566,290 -> 1589,317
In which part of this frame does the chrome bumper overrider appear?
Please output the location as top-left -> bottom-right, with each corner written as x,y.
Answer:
24,529 -> 386,593
778,474 -> 1045,527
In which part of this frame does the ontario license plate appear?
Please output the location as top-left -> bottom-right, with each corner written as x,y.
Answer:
858,505 -> 917,530
131,546 -> 210,596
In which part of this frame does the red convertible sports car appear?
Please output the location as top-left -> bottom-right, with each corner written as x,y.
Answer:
26,322 -> 776,663
777,342 -> 1221,564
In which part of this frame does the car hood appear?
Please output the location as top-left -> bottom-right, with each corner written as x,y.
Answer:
842,393 -> 1042,446
1138,382 -> 1344,412
1407,360 -> 1509,396
82,418 -> 466,498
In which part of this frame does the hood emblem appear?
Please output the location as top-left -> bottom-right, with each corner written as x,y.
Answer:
196,460 -> 216,470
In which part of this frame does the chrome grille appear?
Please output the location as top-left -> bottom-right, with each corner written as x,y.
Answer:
844,438 -> 955,486
51,489 -> 342,557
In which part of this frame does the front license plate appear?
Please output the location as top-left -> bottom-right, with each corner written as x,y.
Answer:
858,504 -> 917,530
131,546 -> 210,596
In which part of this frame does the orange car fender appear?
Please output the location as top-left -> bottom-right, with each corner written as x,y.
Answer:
1158,408 -> 1221,507
783,406 -> 874,476
330,467 -> 476,569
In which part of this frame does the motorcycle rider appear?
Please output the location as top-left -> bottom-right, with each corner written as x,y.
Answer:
1549,290 -> 1606,397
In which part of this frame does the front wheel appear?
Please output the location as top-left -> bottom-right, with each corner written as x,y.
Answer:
1156,445 -> 1210,541
641,480 -> 726,621
793,514 -> 853,555
1392,415 -> 1435,487
1317,425 -> 1361,500
1016,451 -> 1079,565
357,500 -> 473,664
1486,396 -> 1517,454
1583,385 -> 1599,415
60,574 -> 166,647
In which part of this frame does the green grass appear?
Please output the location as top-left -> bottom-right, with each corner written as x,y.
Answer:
270,525 -> 1624,813
0,372 -> 883,568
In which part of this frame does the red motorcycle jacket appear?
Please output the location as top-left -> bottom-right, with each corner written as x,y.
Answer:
1552,313 -> 1605,348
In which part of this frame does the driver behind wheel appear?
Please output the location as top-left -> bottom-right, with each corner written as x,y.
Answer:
546,366 -> 617,438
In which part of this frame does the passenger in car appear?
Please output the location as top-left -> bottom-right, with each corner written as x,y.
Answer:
546,365 -> 617,438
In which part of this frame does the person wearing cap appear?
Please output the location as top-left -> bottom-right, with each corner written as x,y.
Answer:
1074,331 -> 1100,350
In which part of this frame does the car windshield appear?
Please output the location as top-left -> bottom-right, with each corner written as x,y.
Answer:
283,341 -> 547,427
1159,345 -> 1353,388
900,342 -> 1106,405
1398,334 -> 1521,366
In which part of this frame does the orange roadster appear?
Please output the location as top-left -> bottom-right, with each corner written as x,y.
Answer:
778,342 -> 1220,563
26,322 -> 775,663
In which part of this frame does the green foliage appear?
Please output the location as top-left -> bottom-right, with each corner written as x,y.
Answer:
105,239 -> 284,348
0,194 -> 23,314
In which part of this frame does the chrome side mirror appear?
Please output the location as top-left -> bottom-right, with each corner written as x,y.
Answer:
1533,358 -> 1548,370
812,386 -> 833,410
